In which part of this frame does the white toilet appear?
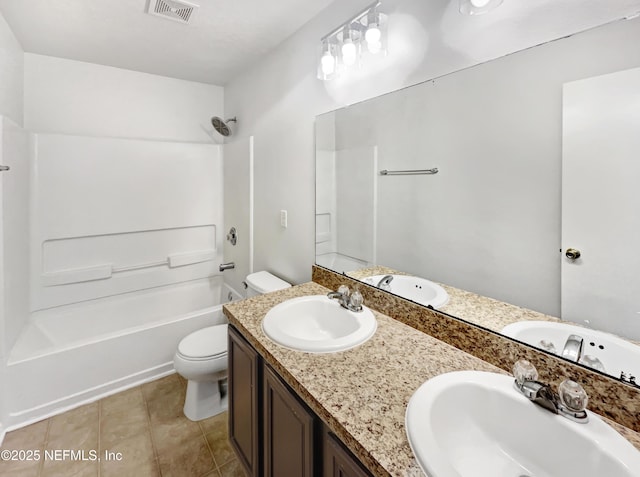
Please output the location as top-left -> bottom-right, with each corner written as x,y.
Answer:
174,271 -> 291,421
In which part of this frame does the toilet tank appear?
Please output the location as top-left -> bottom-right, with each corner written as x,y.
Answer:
245,271 -> 291,298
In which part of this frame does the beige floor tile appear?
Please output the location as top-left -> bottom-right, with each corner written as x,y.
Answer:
101,387 -> 145,417
198,411 -> 227,435
151,416 -> 203,454
101,447 -> 160,477
40,459 -> 99,477
204,428 -> 235,468
45,426 -> 98,454
1,419 -> 49,449
100,389 -> 150,448
141,374 -> 182,403
1,374 -> 236,477
218,459 -> 247,477
100,431 -> 155,472
146,389 -> 186,424
0,456 -> 42,477
157,435 -> 215,477
0,420 -> 48,476
47,402 -> 99,450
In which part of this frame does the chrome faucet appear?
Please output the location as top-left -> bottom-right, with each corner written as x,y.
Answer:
513,360 -> 589,423
376,275 -> 394,289
561,334 -> 584,362
327,285 -> 364,312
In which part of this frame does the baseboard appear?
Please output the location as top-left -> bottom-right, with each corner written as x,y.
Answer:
4,362 -> 175,434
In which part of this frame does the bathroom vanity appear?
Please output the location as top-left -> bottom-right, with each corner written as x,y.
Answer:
228,324 -> 371,477
223,280 -> 640,476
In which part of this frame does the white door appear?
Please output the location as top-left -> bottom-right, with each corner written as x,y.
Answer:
561,67 -> 640,341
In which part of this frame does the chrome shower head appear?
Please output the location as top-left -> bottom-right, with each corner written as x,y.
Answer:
211,116 -> 237,137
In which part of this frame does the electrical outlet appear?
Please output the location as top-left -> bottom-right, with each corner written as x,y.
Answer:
280,210 -> 288,228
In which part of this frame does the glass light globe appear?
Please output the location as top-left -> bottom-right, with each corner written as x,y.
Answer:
365,24 -> 381,44
470,0 -> 491,6
321,51 -> 335,75
342,39 -> 357,66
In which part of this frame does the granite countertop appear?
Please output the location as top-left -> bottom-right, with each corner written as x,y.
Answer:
347,266 -> 561,332
224,281 -> 504,476
347,265 -> 640,348
222,281 -> 640,476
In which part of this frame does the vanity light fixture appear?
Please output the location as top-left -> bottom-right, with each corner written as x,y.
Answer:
340,24 -> 360,67
459,0 -> 504,15
317,1 -> 387,81
318,39 -> 338,80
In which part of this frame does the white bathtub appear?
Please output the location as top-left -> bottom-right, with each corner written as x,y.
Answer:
4,276 -> 241,431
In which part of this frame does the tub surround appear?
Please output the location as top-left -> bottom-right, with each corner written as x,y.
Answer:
223,280 -> 640,477
314,265 -> 640,434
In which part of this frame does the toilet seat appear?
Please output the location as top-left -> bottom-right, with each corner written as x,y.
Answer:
178,324 -> 228,360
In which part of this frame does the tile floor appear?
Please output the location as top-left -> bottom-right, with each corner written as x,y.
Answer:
0,373 -> 245,477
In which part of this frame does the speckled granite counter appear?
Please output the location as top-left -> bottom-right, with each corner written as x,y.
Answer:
223,281 -> 640,476
348,266 -> 640,348
347,266 -> 561,332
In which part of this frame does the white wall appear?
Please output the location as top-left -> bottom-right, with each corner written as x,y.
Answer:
24,53 -> 223,142
0,12 -> 23,126
224,0 -> 640,285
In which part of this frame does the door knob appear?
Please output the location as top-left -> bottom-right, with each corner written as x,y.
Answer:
565,248 -> 581,260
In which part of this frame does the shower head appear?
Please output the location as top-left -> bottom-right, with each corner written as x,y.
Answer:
211,116 -> 237,137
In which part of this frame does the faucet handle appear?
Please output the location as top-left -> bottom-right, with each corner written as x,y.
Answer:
513,359 -> 538,386
338,285 -> 351,296
558,380 -> 588,413
349,290 -> 364,309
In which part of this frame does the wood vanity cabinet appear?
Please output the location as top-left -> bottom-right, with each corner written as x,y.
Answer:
228,325 -> 260,477
263,364 -> 315,477
228,325 -> 372,477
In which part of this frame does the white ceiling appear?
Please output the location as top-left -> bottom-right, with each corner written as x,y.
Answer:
0,0 -> 337,85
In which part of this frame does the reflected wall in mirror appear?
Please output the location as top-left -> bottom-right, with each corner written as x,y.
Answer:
315,16 -> 640,383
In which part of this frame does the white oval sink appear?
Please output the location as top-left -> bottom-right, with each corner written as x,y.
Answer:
502,321 -> 640,378
363,274 -> 449,308
262,295 -> 377,353
406,371 -> 640,477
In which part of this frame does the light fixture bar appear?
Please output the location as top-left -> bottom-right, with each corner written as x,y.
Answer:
317,1 -> 386,81
320,1 -> 381,43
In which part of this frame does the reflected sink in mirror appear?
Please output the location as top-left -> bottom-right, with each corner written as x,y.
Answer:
262,295 -> 377,353
406,371 -> 640,477
502,321 -> 640,381
362,274 -> 449,308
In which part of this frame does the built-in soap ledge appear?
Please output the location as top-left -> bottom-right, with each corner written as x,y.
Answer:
41,249 -> 216,286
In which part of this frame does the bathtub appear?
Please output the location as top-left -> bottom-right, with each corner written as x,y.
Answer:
4,276 -> 241,431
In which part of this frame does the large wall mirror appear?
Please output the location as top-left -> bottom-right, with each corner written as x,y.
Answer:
315,16 -> 640,385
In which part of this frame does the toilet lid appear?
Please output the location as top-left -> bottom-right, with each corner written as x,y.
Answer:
178,324 -> 228,359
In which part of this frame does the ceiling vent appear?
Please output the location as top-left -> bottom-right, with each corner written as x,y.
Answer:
147,0 -> 199,24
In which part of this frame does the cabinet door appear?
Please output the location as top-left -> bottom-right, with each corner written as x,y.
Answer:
263,364 -> 315,477
323,427 -> 372,477
228,326 -> 260,477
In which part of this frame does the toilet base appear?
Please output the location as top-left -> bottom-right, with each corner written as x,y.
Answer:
183,379 -> 228,421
